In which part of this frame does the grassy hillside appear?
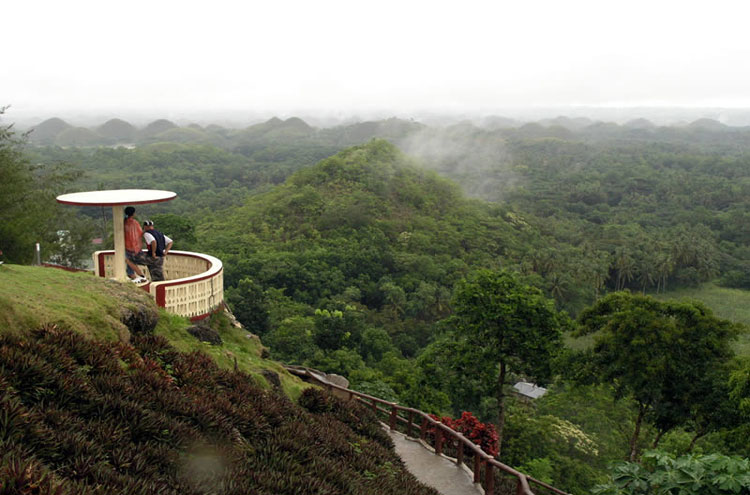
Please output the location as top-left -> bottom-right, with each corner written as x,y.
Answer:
0,264 -> 305,398
0,263 -> 440,494
0,264 -> 150,342
656,283 -> 750,357
566,284 -> 750,357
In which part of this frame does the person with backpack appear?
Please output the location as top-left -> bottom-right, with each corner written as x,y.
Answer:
142,220 -> 173,282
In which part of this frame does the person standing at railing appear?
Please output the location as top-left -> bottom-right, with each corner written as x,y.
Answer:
124,206 -> 148,283
142,220 -> 173,282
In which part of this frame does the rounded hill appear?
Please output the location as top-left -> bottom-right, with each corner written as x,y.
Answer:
139,119 -> 178,139
55,126 -> 103,146
29,117 -> 72,143
98,118 -> 136,141
197,139 -> 524,324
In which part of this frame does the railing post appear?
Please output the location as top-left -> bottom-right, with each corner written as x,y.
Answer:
456,437 -> 464,466
485,462 -> 495,494
389,406 -> 398,430
406,410 -> 414,437
420,417 -> 429,441
516,478 -> 526,495
435,428 -> 443,455
371,398 -> 377,413
473,455 -> 481,483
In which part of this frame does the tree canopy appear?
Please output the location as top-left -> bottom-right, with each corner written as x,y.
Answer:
575,292 -> 740,460
429,269 -> 569,455
0,109 -> 81,263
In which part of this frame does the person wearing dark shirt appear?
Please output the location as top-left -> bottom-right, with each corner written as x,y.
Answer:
142,220 -> 173,282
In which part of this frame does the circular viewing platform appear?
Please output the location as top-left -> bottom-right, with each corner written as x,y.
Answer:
93,250 -> 223,321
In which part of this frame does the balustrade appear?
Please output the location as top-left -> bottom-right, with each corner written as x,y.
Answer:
285,365 -> 570,495
93,250 -> 223,320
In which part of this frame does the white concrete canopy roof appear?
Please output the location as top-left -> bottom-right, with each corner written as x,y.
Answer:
56,189 -> 176,207
56,189 -> 177,281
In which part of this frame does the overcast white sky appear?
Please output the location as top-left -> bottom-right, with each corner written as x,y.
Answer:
4,0 -> 750,121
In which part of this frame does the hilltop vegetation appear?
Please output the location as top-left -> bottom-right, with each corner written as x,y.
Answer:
197,140 -> 531,408
194,140 -> 748,492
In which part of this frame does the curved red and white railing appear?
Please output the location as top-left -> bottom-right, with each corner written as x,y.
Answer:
93,250 -> 224,321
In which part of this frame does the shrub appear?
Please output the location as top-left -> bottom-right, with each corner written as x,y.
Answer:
0,327 -> 437,494
429,411 -> 499,457
298,387 -> 334,414
592,450 -> 750,495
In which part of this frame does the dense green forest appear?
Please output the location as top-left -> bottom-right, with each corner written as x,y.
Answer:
5,113 -> 750,493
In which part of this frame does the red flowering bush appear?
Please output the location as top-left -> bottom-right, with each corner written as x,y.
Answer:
429,411 -> 499,457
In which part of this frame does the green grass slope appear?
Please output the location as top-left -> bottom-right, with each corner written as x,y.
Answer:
656,283 -> 750,357
0,264 -> 150,342
0,264 -> 304,397
567,284 -> 750,357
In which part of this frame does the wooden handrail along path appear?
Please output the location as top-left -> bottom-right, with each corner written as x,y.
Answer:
285,365 -> 570,495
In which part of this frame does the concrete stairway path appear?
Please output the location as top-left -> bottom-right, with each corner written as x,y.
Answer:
388,429 -> 484,495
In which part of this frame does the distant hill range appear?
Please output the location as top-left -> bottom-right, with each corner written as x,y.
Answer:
22,113 -> 750,149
